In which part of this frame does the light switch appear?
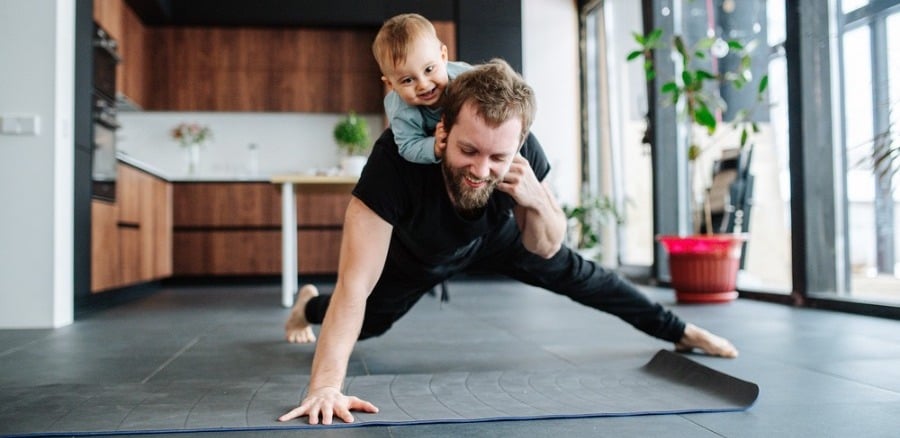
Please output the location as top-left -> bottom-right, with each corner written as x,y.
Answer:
0,115 -> 41,136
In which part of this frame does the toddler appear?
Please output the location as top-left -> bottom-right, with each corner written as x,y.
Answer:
373,13 -> 471,163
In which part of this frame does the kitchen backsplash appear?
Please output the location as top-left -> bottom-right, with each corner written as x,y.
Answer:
117,112 -> 383,179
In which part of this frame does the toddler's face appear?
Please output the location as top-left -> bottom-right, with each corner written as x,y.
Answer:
382,37 -> 449,108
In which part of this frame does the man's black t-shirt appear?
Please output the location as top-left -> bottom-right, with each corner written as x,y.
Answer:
352,129 -> 551,266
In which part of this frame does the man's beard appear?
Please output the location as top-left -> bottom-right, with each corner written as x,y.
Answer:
441,160 -> 499,219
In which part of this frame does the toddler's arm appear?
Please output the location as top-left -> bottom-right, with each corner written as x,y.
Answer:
392,116 -> 440,164
384,94 -> 440,164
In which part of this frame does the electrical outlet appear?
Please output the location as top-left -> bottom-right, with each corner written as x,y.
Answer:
0,115 -> 41,136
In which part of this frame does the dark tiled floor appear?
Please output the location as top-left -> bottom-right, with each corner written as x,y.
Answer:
2,280 -> 900,437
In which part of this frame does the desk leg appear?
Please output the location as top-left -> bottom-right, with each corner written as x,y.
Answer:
281,182 -> 298,308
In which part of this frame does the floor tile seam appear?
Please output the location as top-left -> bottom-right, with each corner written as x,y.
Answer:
795,363 -> 900,396
680,414 -> 729,437
0,333 -> 58,358
141,336 -> 201,384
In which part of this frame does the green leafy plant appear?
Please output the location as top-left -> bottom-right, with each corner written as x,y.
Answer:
562,195 -> 623,257
629,28 -> 769,235
333,112 -> 371,156
628,28 -> 768,161
860,99 -> 899,188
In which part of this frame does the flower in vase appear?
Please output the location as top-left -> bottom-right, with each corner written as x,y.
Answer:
170,123 -> 213,147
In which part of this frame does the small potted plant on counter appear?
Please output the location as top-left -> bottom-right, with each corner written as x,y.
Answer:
333,111 -> 371,176
629,27 -> 768,303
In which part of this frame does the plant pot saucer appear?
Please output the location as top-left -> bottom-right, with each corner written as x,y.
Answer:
674,290 -> 739,304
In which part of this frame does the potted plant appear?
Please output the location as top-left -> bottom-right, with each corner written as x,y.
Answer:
628,28 -> 768,303
562,194 -> 622,262
333,111 -> 371,176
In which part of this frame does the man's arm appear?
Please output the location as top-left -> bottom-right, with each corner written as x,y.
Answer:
278,196 -> 393,424
497,155 -> 567,258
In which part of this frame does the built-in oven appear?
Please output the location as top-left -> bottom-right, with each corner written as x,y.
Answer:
92,94 -> 119,201
91,24 -> 120,201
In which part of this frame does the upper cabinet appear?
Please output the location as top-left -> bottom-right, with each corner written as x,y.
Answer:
94,0 -> 147,108
142,27 -> 383,112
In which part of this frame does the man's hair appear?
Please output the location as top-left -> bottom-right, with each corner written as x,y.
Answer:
372,13 -> 439,74
441,59 -> 535,144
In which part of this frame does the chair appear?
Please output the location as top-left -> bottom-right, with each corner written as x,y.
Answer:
699,147 -> 754,266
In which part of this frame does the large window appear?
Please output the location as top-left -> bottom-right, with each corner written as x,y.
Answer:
580,0 -> 900,315
581,0 -> 792,292
838,0 -> 900,304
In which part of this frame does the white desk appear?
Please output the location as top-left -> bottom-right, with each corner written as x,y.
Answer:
270,174 -> 358,307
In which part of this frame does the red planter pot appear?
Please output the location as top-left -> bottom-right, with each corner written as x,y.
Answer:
657,234 -> 748,303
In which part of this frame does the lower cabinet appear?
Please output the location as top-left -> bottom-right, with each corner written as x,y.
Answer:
93,177 -> 348,290
90,200 -> 121,292
91,163 -> 172,293
171,182 -> 350,276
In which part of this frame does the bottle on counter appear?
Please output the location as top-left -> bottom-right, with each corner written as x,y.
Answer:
247,143 -> 259,176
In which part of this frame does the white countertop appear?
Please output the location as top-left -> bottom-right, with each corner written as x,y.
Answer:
269,174 -> 359,184
117,151 -> 274,182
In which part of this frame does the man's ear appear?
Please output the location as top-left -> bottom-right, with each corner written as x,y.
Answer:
517,131 -> 530,154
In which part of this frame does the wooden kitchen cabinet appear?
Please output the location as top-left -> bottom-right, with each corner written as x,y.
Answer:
93,0 -> 147,108
143,27 -> 383,112
91,200 -> 120,292
150,177 -> 173,277
91,162 -> 172,293
172,182 -> 350,276
118,2 -> 147,108
93,0 -> 123,41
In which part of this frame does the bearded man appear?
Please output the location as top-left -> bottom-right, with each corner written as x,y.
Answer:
280,59 -> 737,425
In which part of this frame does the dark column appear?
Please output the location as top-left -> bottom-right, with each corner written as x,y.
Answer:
456,0 -> 522,72
74,0 -> 94,301
786,0 -> 840,300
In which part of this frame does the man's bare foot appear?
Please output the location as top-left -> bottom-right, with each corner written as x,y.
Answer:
285,284 -> 319,344
675,323 -> 738,358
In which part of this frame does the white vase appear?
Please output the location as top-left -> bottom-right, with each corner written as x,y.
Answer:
186,143 -> 201,174
341,155 -> 367,177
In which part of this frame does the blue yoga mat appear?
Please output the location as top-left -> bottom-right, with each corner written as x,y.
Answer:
1,350 -> 758,436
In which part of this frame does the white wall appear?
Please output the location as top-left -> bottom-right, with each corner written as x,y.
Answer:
118,112 -> 383,179
522,0 -> 581,206
0,0 -> 75,328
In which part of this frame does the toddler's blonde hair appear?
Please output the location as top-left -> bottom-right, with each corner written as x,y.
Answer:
373,13 -> 441,74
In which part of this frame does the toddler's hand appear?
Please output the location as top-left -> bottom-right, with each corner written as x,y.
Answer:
434,122 -> 448,160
